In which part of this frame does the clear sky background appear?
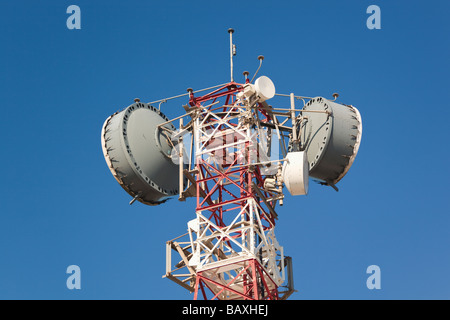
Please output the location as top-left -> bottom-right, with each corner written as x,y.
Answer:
0,0 -> 449,300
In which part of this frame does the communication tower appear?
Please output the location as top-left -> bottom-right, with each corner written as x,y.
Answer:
101,29 -> 362,300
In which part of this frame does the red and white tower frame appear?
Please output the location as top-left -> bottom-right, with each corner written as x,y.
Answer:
163,81 -> 295,300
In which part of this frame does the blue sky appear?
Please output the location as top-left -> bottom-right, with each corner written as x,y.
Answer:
0,0 -> 449,299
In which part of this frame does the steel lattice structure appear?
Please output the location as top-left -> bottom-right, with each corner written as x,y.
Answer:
163,82 -> 295,300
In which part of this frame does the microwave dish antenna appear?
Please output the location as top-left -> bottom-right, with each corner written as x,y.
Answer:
297,97 -> 362,189
101,101 -> 183,205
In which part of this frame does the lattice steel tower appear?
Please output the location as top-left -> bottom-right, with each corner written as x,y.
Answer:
101,29 -> 362,301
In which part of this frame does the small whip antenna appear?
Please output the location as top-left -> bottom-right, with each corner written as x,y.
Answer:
251,55 -> 264,83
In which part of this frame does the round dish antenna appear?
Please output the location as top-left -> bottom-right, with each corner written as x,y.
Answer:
298,97 -> 362,187
254,76 -> 275,102
282,151 -> 309,196
101,101 -> 182,205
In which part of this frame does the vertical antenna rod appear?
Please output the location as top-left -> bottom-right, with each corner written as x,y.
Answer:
290,93 -> 297,151
228,28 -> 234,82
178,117 -> 184,200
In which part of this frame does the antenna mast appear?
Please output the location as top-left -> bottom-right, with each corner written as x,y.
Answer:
160,29 -> 297,300
228,28 -> 234,82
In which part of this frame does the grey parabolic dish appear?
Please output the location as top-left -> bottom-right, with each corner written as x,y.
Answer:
299,97 -> 362,186
101,102 -> 181,205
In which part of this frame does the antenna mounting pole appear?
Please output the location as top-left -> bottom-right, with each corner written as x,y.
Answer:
228,28 -> 234,82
